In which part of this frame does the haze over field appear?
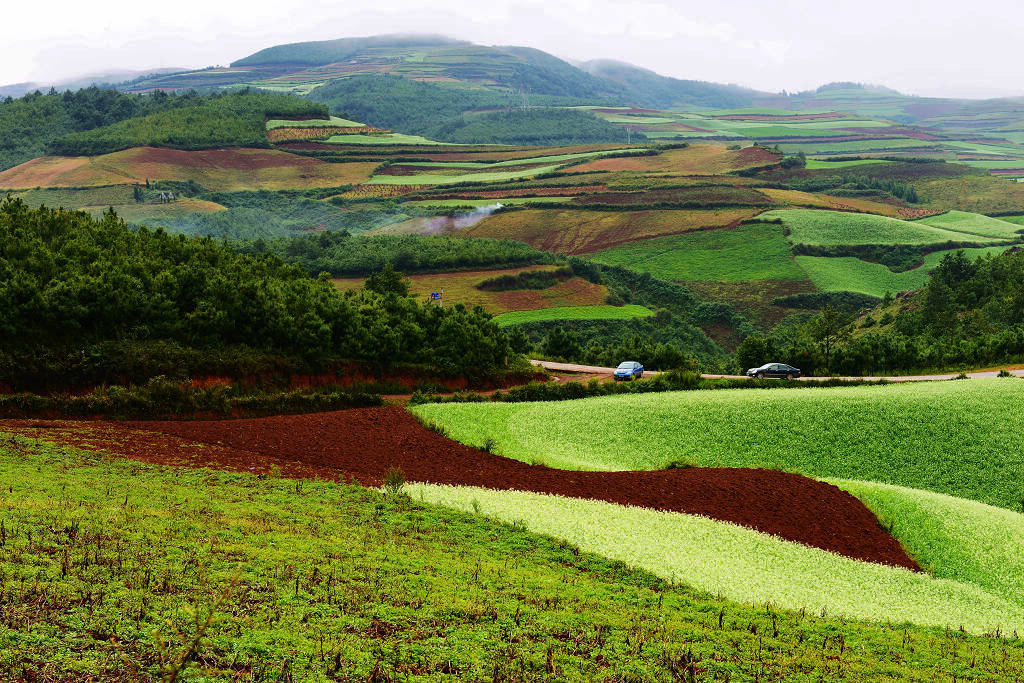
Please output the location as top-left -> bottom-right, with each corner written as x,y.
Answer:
4,0 -> 1024,99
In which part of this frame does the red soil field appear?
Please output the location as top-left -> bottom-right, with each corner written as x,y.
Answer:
2,408 -> 918,571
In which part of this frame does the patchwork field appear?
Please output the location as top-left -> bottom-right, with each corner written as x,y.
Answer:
332,265 -> 610,315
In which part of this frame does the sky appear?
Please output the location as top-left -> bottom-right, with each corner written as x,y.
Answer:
2,0 -> 1022,99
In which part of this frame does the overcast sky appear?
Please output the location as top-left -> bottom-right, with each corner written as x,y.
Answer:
3,0 -> 1022,99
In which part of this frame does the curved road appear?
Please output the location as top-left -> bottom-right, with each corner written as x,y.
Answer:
529,360 -> 1024,382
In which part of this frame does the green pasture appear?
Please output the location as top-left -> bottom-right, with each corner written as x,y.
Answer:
916,210 -> 1024,239
492,304 -> 653,327
367,165 -> 563,185
1,439 -> 1020,678
410,484 -> 1024,634
412,379 -> 1024,509
796,246 -> 1015,296
765,209 -> 997,246
589,222 -> 807,282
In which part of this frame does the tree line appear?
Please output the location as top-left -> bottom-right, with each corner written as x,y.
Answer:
0,198 -> 511,388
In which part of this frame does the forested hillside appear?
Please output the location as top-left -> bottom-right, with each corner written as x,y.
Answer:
49,90 -> 325,155
308,75 -> 624,143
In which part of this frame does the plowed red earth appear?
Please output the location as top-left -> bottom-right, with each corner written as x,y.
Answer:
3,408 -> 918,570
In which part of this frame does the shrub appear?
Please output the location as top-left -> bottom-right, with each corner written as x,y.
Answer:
383,466 -> 406,496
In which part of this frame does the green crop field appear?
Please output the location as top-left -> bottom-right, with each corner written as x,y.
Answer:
589,222 -> 809,283
2,439 -> 1020,679
796,246 -> 1015,297
764,209 -> 998,246
492,304 -> 653,327
410,483 -> 1024,634
916,210 -> 1024,239
412,379 -> 1024,509
833,479 -> 1024,608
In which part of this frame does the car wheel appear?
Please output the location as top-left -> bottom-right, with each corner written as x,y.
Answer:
756,372 -> 764,379
786,373 -> 794,380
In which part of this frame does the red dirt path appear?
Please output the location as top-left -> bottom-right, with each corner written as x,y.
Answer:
3,408 -> 918,571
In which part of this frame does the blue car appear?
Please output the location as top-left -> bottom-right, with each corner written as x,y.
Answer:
613,361 -> 644,381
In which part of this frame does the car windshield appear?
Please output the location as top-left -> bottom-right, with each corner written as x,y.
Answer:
617,362 -> 633,369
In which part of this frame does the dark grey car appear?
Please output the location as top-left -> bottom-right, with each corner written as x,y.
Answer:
746,363 -> 802,379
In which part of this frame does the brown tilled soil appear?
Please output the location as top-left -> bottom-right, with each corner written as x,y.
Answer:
0,407 -> 919,570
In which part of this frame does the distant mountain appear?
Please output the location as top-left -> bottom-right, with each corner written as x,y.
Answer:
580,59 -> 759,109
0,69 -> 185,98
232,34 -> 467,67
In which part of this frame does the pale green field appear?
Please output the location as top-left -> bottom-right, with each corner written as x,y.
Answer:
265,116 -> 365,129
796,246 -> 1016,296
408,484 -> 1024,634
367,165 -> 563,186
411,379 -> 1024,509
833,479 -> 1024,608
916,210 -> 1024,239
764,209 -> 998,246
492,304 -> 653,327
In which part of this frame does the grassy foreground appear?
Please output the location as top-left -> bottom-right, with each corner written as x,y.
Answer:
409,484 -> 1024,634
412,379 -> 1024,509
4,438 -> 1022,679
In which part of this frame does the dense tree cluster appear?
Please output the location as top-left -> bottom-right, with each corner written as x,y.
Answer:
0,198 -> 510,384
